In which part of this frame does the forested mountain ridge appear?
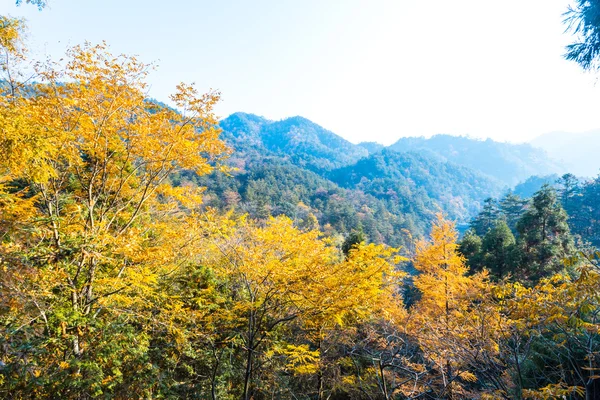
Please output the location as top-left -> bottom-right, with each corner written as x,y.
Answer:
389,134 -> 563,186
220,113 -> 566,188
357,141 -> 385,154
219,112 -> 368,172
195,113 -> 507,244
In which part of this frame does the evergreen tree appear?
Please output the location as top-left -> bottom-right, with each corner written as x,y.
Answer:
458,229 -> 483,272
579,176 -> 600,246
342,229 -> 366,257
470,198 -> 500,236
480,220 -> 516,279
556,174 -> 581,209
564,0 -> 600,71
499,191 -> 527,233
515,185 -> 574,283
556,173 -> 582,227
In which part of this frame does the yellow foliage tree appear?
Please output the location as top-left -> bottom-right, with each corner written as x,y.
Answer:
0,33 -> 229,397
409,214 -> 505,399
501,252 -> 600,400
191,215 -> 405,399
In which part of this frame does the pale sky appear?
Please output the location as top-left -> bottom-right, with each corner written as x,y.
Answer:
2,0 -> 599,145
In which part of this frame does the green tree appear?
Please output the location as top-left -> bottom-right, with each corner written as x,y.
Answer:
564,0 -> 600,70
580,177 -> 600,246
470,198 -> 500,236
500,191 -> 527,233
556,173 -> 582,224
458,229 -> 483,272
515,185 -> 575,283
342,228 -> 366,257
480,220 -> 516,279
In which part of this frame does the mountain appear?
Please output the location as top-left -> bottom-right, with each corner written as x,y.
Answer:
178,114 -> 508,245
531,130 -> 600,178
388,134 -> 563,186
219,112 -> 368,172
329,149 -> 504,223
513,174 -> 560,198
357,141 -> 385,154
187,156 -> 418,247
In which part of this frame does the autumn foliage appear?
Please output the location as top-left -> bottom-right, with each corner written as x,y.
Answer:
1,16 -> 600,400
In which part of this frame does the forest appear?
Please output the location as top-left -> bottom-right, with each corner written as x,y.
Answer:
2,1 -> 600,399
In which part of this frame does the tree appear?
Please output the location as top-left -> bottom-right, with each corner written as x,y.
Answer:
0,16 -> 30,99
299,241 -> 406,400
575,176 -> 600,247
564,0 -> 600,70
501,252 -> 600,399
193,215 -> 404,400
341,228 -> 366,257
458,229 -> 483,272
410,214 -> 505,399
557,173 -> 582,228
0,38 -> 229,397
470,197 -> 500,236
481,220 -> 517,279
500,191 -> 527,233
515,185 -> 575,283
557,174 -> 581,209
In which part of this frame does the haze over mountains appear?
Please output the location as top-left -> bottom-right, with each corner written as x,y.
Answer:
532,130 -> 600,178
388,135 -> 563,186
219,112 -> 368,172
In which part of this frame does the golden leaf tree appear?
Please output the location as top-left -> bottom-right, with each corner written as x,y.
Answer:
409,214 -> 506,399
0,27 -> 229,397
187,215 -> 406,400
501,252 -> 600,400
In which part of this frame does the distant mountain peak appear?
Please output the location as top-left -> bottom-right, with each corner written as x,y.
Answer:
389,135 -> 562,186
357,141 -> 385,154
531,130 -> 600,178
221,112 -> 270,125
219,112 -> 368,172
282,115 -> 314,125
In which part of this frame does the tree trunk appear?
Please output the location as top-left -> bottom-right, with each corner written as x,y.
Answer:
243,309 -> 255,400
446,360 -> 453,400
243,345 -> 253,400
379,359 -> 389,400
317,340 -> 324,400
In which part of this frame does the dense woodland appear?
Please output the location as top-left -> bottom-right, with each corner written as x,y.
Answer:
3,2 -> 600,399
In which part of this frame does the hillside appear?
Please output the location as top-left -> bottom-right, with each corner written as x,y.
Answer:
389,134 -> 563,186
219,112 -> 368,172
357,141 -> 385,154
329,149 -> 504,222
183,114 -> 509,244
186,156 -> 418,247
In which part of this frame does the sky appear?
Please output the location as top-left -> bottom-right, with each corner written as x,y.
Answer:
2,0 -> 599,145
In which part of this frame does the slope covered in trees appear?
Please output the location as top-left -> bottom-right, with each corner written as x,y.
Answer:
186,113 -> 508,245
329,149 -> 503,221
219,112 -> 369,173
187,156 -> 418,247
203,112 -> 569,244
